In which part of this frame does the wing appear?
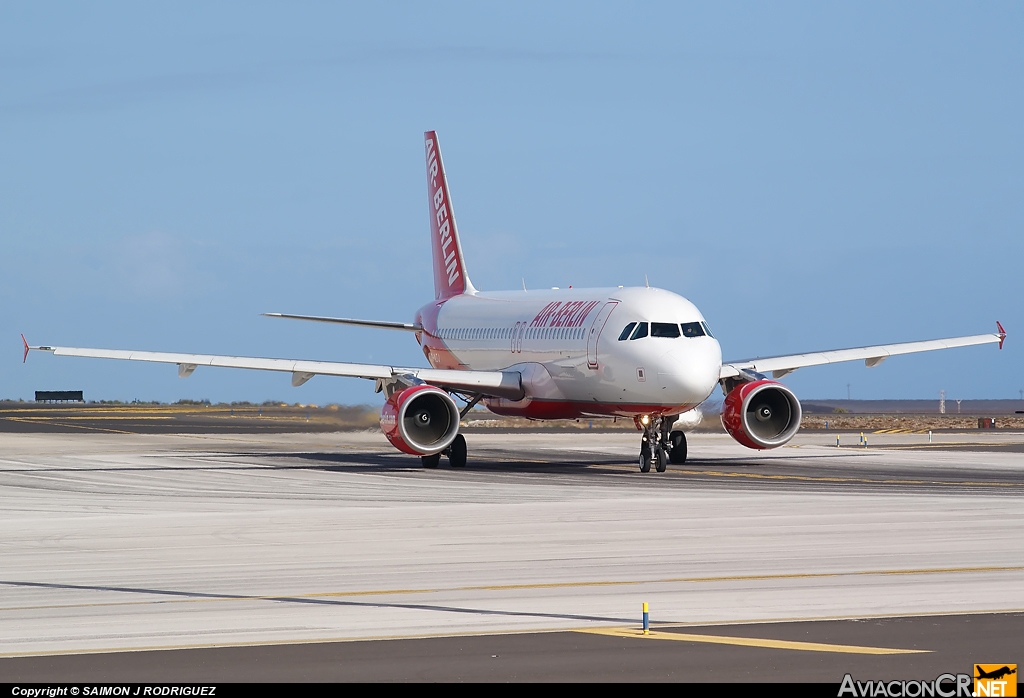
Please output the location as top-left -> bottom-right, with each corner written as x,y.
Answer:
720,323 -> 1005,380
25,343 -> 524,400
262,312 -> 422,332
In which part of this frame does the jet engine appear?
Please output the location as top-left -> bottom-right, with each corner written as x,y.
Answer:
721,379 -> 802,449
380,384 -> 460,455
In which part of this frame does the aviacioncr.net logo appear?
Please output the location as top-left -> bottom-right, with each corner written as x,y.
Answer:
839,673 -> 973,697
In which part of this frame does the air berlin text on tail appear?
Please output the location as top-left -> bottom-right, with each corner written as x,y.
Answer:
425,133 -> 463,298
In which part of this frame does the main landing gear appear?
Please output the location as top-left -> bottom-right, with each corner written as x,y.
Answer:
421,433 -> 468,469
637,415 -> 687,473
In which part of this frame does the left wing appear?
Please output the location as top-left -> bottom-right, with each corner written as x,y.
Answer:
23,340 -> 524,400
720,323 -> 1005,380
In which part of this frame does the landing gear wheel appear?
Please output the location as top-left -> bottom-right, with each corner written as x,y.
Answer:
639,444 -> 652,473
669,430 -> 687,464
655,446 -> 669,473
421,453 -> 440,468
447,434 -> 467,468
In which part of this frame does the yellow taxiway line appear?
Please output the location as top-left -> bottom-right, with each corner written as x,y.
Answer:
578,626 -> 927,654
673,468 -> 1024,488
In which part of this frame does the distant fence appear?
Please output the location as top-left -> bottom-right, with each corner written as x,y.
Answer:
35,391 -> 84,403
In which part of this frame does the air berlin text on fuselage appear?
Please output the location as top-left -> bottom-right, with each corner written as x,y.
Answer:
529,301 -> 600,329
425,138 -> 460,288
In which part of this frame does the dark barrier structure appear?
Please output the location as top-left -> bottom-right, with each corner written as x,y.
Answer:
35,390 -> 84,403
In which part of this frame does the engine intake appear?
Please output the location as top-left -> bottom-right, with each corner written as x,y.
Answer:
380,384 -> 460,455
721,379 -> 802,449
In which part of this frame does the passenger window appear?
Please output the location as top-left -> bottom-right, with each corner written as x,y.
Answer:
618,323 -> 637,341
681,322 -> 706,338
629,322 -> 648,340
651,322 -> 680,338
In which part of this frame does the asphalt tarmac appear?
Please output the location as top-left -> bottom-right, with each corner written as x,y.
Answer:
2,613 -> 1020,682
0,430 -> 1021,681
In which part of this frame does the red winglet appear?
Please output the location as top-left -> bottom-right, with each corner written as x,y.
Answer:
21,334 -> 29,363
996,321 -> 1006,350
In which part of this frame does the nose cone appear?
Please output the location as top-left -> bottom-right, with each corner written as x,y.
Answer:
657,339 -> 722,404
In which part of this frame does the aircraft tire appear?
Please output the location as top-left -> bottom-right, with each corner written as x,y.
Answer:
422,453 -> 441,468
639,442 -> 652,473
669,430 -> 687,464
448,434 -> 467,468
655,446 -> 669,473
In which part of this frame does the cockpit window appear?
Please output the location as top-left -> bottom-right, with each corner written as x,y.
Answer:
701,321 -> 715,339
680,321 -> 706,338
618,322 -> 637,341
651,322 -> 680,338
629,322 -> 648,340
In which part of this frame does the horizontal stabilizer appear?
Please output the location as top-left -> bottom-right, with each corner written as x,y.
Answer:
263,313 -> 422,332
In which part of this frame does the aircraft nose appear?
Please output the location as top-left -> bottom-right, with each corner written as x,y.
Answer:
657,341 -> 721,402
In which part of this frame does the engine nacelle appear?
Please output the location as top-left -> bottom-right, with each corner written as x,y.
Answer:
721,379 -> 802,450
380,385 -> 460,455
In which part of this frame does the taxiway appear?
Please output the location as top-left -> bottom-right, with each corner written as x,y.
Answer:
0,431 -> 1021,680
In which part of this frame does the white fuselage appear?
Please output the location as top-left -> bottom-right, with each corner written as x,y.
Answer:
417,286 -> 722,418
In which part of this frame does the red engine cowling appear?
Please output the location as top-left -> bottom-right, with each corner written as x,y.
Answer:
722,379 -> 802,450
380,385 -> 460,455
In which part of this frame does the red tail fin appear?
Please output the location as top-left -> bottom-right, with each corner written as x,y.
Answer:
425,131 -> 474,300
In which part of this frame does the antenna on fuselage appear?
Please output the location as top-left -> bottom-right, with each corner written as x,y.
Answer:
522,278 -> 527,292
644,274 -> 650,288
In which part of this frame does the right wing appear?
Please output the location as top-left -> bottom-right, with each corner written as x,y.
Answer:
25,342 -> 524,400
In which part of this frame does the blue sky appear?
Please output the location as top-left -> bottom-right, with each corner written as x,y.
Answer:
2,2 -> 1021,406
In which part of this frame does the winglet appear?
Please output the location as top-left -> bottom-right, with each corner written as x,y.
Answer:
996,321 -> 1006,350
21,334 -> 29,363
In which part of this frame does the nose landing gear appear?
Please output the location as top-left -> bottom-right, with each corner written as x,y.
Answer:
637,415 -> 687,473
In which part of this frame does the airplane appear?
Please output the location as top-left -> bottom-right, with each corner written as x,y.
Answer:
23,131 -> 1007,472
976,666 -> 1016,681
